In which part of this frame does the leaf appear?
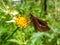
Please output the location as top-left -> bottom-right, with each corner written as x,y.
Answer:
29,32 -> 50,45
7,39 -> 20,45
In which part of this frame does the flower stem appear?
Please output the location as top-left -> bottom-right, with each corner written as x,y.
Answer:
4,27 -> 19,43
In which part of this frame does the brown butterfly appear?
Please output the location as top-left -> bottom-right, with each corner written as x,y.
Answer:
29,13 -> 50,32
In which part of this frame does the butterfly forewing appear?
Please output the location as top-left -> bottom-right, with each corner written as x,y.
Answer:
30,13 -> 50,32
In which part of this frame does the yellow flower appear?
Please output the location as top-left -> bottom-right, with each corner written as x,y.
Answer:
15,16 -> 29,28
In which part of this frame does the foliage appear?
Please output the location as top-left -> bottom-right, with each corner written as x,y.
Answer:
0,0 -> 60,45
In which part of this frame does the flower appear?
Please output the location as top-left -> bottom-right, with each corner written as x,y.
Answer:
5,9 -> 19,16
10,10 -> 19,15
15,16 -> 29,28
6,20 -> 15,23
6,16 -> 29,28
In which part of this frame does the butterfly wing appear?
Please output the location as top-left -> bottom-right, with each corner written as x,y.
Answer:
30,13 -> 50,32
35,16 -> 50,31
30,14 -> 42,32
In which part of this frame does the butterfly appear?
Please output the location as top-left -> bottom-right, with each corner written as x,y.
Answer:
29,13 -> 50,32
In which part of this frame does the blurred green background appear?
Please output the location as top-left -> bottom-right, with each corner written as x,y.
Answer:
0,0 -> 60,45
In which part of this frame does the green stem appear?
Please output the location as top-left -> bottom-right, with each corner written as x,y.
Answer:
1,0 -> 6,9
4,27 -> 19,43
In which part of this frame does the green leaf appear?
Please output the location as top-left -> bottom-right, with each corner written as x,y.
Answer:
7,39 -> 20,45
